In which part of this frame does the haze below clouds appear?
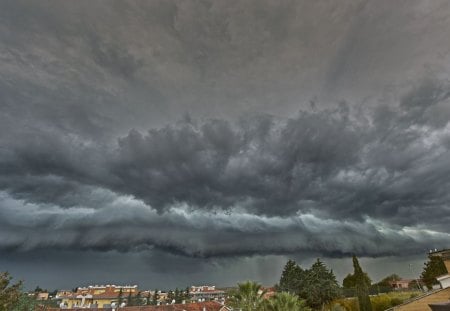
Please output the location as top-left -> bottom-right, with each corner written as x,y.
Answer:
1,0 -> 450,289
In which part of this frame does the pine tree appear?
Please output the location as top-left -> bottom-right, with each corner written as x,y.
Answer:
168,290 -> 175,304
352,256 -> 372,311
278,259 -> 304,294
127,292 -> 132,306
421,255 -> 447,289
152,289 -> 159,305
184,286 -> 190,303
174,288 -> 182,304
299,259 -> 340,310
131,291 -> 142,306
118,288 -> 123,306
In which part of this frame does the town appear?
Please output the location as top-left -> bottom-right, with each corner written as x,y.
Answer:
2,1 -> 450,311
2,249 -> 450,311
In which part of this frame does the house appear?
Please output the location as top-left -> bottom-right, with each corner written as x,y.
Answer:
432,249 -> 450,289
59,284 -> 139,309
45,300 -> 230,311
189,285 -> 225,302
392,248 -> 450,311
36,292 -> 49,300
390,279 -> 414,290
123,301 -> 230,311
56,290 -> 73,298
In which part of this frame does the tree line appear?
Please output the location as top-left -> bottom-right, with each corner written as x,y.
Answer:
229,253 -> 447,311
1,253 -> 447,311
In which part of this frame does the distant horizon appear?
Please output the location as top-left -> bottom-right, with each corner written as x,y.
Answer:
6,252 -> 429,291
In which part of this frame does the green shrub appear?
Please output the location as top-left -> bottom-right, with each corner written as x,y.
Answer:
332,298 -> 357,311
370,294 -> 392,311
331,303 -> 346,311
390,297 -> 403,307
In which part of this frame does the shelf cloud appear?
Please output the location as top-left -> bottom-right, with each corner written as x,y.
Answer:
1,0 -> 450,288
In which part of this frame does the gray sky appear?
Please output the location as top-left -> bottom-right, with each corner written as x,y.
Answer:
1,0 -> 450,290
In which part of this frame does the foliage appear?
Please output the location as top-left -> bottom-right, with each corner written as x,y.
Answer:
278,259 -> 305,294
129,291 -> 142,306
333,292 -> 415,311
352,256 -> 372,311
262,292 -> 311,311
0,271 -> 23,311
183,286 -> 190,302
228,281 -> 265,311
332,298 -> 357,311
330,303 -> 346,311
152,289 -> 159,305
167,290 -> 175,303
48,289 -> 57,297
407,280 -> 421,290
421,255 -> 447,290
342,271 -> 371,289
409,292 -> 418,299
375,274 -> 401,287
146,291 -> 152,305
10,294 -> 38,311
118,288 -> 124,305
369,295 -> 391,311
389,297 -> 402,306
370,294 -> 404,311
277,259 -> 341,310
299,259 -> 341,310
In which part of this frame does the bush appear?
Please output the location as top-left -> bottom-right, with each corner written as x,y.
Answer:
331,298 -> 357,311
331,303 -> 346,311
370,295 -> 392,311
390,297 -> 403,307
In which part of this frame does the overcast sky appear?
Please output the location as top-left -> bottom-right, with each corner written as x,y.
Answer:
1,0 -> 450,291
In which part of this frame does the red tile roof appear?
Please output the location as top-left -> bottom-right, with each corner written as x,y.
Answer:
60,287 -> 140,300
45,301 -> 228,311
125,301 -> 227,311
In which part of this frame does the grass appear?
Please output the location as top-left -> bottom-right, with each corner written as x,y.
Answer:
332,291 -> 423,311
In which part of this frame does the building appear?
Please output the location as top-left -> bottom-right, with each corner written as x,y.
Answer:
56,290 -> 73,298
59,284 -> 139,309
390,279 -> 414,290
45,301 -> 230,311
36,292 -> 49,300
189,286 -> 225,302
124,301 -> 230,311
431,249 -> 450,289
392,248 -> 450,311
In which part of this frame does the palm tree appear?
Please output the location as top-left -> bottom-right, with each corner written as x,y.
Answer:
263,292 -> 311,311
229,281 -> 266,311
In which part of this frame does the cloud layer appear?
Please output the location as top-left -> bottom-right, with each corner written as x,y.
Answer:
1,82 -> 450,259
1,0 -> 450,288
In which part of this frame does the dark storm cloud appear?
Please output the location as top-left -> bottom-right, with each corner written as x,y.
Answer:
111,108 -> 362,216
97,86 -> 450,229
0,190 -> 448,259
1,0 -> 450,287
1,81 -> 450,258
